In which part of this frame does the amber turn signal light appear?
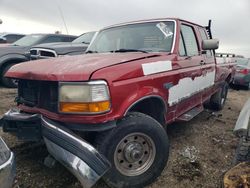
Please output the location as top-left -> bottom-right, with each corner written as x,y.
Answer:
59,101 -> 110,113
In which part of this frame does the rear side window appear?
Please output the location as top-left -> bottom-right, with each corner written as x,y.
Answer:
62,36 -> 76,42
41,36 -> 75,43
179,33 -> 186,56
199,28 -> 212,57
5,35 -> 16,43
180,25 -> 198,56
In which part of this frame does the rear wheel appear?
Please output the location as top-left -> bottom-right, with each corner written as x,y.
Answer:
1,63 -> 18,88
95,112 -> 169,188
209,82 -> 229,110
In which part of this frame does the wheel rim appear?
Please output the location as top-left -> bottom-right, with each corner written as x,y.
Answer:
221,85 -> 227,105
114,132 -> 156,176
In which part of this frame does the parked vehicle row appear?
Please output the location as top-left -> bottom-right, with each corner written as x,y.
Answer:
216,53 -> 250,89
0,33 -> 77,87
0,18 -> 236,188
233,57 -> 250,89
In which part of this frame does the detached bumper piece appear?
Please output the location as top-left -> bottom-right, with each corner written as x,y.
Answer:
42,117 -> 111,188
1,109 -> 111,188
234,98 -> 250,137
0,137 -> 15,188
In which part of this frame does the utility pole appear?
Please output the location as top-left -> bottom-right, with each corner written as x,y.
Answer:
0,19 -> 2,24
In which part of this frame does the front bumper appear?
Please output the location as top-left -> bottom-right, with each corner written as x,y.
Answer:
0,137 -> 15,188
0,109 -> 111,188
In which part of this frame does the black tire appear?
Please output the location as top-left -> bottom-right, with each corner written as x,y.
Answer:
210,82 -> 229,111
95,112 -> 169,188
234,136 -> 250,164
1,63 -> 18,88
244,82 -> 250,90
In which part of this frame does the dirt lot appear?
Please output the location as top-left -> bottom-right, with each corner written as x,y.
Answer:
0,86 -> 249,188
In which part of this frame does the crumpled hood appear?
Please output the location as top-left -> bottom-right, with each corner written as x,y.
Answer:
6,53 -> 160,81
32,42 -> 88,55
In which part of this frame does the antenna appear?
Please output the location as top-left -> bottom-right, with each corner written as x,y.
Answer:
55,0 -> 69,35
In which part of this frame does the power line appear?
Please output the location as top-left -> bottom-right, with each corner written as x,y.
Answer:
55,0 -> 69,34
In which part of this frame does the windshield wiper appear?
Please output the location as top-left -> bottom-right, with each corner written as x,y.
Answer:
85,50 -> 98,54
111,49 -> 148,53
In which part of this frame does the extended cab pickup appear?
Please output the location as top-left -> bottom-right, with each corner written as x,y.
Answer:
1,18 -> 235,188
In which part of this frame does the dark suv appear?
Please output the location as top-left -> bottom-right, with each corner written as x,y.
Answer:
29,31 -> 96,59
0,33 -> 76,87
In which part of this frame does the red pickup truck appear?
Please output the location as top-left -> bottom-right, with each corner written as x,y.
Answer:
1,18 -> 235,188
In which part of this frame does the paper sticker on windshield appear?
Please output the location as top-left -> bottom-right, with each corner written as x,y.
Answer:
156,22 -> 173,38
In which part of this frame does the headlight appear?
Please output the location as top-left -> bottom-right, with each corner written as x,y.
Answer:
59,81 -> 110,114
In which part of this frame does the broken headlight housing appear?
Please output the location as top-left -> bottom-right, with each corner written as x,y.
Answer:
59,81 -> 110,114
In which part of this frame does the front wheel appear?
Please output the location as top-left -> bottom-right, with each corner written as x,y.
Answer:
95,112 -> 169,188
1,63 -> 18,88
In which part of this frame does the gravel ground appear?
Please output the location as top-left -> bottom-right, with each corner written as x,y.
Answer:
0,86 -> 249,188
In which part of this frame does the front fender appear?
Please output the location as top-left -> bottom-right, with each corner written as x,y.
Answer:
117,85 -> 167,116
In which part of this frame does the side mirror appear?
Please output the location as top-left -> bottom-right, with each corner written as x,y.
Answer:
0,37 -> 7,43
202,39 -> 219,50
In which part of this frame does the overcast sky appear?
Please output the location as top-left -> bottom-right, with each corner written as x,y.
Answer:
0,0 -> 249,57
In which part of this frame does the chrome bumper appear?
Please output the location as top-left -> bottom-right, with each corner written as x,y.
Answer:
0,137 -> 15,188
233,98 -> 250,137
41,117 -> 111,188
1,109 -> 111,188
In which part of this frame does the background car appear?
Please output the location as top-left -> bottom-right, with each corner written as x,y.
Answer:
0,33 -> 25,44
232,57 -> 250,89
0,33 -> 77,87
29,31 -> 96,59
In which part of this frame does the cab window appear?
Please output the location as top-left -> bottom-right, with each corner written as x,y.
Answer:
199,28 -> 212,57
180,25 -> 199,56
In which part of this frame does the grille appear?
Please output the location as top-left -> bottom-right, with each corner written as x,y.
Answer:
18,80 -> 58,112
30,49 -> 38,56
29,48 -> 57,59
40,50 -> 57,57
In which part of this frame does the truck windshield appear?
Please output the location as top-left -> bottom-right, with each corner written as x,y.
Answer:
87,21 -> 175,53
13,34 -> 44,46
72,32 -> 96,44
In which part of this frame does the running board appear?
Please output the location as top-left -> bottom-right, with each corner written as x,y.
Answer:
176,105 -> 204,122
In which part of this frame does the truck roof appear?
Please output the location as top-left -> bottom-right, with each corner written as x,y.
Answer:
103,18 -> 205,30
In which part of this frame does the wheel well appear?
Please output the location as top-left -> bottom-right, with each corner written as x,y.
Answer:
0,59 -> 25,75
127,97 -> 166,125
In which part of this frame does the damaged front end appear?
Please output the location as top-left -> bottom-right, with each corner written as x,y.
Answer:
1,109 -> 111,188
